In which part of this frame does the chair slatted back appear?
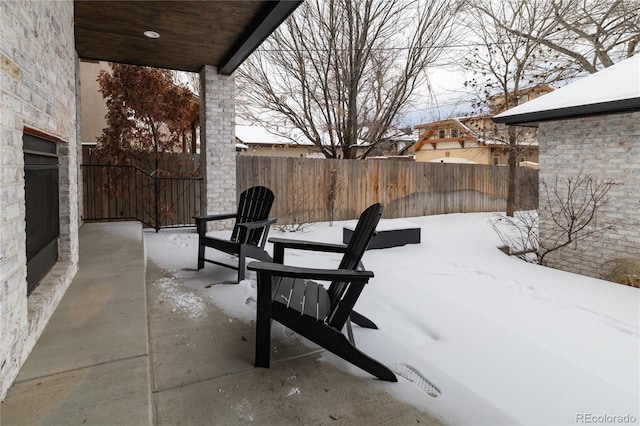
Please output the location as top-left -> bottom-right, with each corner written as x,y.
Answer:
326,203 -> 382,328
231,186 -> 275,245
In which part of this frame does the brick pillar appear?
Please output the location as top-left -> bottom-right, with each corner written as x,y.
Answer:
199,65 -> 236,230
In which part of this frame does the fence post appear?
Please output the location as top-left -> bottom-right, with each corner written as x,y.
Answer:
154,176 -> 160,232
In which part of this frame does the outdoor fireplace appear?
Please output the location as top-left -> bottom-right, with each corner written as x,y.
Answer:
23,132 -> 60,295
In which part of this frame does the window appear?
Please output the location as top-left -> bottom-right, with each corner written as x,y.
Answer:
438,129 -> 446,139
450,128 -> 459,138
493,157 -> 500,165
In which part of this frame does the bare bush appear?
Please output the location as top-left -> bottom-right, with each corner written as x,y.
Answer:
490,210 -> 539,262
492,172 -> 617,265
274,179 -> 315,233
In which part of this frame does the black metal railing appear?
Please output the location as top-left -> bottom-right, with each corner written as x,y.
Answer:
81,164 -> 202,231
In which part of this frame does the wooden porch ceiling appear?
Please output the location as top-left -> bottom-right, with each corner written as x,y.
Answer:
74,0 -> 301,74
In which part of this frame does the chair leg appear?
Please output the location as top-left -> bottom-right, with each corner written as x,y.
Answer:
275,309 -> 397,382
315,326 -> 397,382
197,242 -> 205,270
238,248 -> 246,282
350,310 -> 378,329
255,271 -> 272,368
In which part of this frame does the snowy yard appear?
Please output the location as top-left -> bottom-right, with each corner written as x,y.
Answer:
144,212 -> 639,425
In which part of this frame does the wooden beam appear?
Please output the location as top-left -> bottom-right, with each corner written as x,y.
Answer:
219,1 -> 302,75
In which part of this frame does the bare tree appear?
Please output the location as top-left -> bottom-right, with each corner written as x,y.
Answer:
464,0 -> 573,216
174,70 -> 200,97
475,0 -> 640,74
236,0 -> 462,159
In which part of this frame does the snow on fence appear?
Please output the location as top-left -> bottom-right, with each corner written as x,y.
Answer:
237,156 -> 539,224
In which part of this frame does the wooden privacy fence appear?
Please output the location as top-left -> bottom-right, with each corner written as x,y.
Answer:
82,164 -> 202,230
237,156 -> 538,224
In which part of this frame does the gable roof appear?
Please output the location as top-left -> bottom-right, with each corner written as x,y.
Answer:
413,116 -> 504,151
493,54 -> 640,126
235,124 -> 381,148
236,125 -> 313,146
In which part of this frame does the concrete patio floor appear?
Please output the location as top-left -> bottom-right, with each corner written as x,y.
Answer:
1,222 -> 444,425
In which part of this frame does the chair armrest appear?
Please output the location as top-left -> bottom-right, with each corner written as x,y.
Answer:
268,237 -> 347,264
247,261 -> 373,282
193,213 -> 237,222
268,237 -> 347,253
237,218 -> 277,230
194,213 -> 237,235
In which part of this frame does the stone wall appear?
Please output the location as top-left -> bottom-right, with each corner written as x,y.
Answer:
538,112 -> 640,282
0,0 -> 79,400
199,65 -> 237,230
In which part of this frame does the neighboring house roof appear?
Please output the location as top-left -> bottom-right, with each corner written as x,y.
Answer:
413,116 -> 504,151
494,54 -> 640,126
454,116 -> 505,146
488,85 -> 554,114
235,125 -> 314,146
236,124 -> 401,149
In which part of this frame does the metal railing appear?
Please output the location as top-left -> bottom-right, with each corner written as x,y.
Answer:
81,164 -> 202,231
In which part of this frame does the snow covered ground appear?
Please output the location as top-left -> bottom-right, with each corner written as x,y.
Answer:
144,212 -> 639,425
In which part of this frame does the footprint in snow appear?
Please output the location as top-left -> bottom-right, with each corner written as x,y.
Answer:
389,363 -> 441,398
245,296 -> 257,309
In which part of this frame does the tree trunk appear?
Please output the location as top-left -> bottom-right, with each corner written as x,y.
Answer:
506,125 -> 517,217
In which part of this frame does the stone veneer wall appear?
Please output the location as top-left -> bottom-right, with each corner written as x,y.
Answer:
199,65 -> 237,230
0,0 -> 79,400
537,112 -> 640,281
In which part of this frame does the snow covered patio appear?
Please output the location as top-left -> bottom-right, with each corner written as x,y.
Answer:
1,222 -> 441,425
147,211 -> 639,425
3,213 -> 638,425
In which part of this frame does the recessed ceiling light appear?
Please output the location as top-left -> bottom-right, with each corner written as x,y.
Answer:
144,31 -> 160,39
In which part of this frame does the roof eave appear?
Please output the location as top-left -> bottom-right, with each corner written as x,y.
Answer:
218,1 -> 301,75
493,97 -> 640,127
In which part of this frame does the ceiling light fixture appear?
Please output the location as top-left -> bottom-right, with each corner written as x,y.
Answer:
143,31 -> 160,39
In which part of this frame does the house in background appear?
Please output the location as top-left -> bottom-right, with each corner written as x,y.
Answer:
488,85 -> 554,114
0,0 -> 300,402
413,115 -> 539,167
236,124 -> 416,159
494,54 -> 640,284
235,125 -> 322,157
413,86 -> 553,167
366,127 -> 418,158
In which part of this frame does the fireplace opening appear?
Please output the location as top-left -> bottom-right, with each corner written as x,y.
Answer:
23,132 -> 60,296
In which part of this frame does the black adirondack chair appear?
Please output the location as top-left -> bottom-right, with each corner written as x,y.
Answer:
195,186 -> 276,282
247,203 -> 397,382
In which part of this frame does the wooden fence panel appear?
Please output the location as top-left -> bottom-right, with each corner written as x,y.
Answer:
83,157 -> 538,228
237,156 -> 539,225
